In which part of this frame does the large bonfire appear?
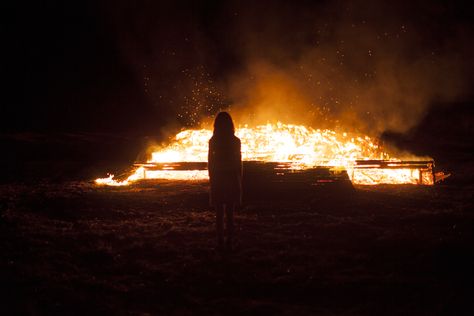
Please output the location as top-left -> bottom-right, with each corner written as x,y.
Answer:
96,122 -> 434,186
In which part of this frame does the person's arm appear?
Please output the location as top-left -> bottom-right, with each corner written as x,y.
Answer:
208,140 -> 214,179
238,139 -> 242,178
233,138 -> 242,179
237,139 -> 243,207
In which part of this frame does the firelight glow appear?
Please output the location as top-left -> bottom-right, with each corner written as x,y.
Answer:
95,123 -> 434,186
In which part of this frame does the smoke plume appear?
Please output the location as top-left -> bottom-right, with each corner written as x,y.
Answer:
106,0 -> 474,136
224,0 -> 473,134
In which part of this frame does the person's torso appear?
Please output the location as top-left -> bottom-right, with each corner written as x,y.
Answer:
210,136 -> 240,172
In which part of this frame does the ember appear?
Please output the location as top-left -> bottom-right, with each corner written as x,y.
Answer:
96,123 -> 438,186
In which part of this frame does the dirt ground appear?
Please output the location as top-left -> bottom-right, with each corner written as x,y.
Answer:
1,177 -> 473,315
0,104 -> 472,315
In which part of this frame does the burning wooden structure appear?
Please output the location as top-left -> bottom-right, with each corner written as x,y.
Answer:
352,160 -> 435,185
95,123 -> 448,186
97,159 -> 441,187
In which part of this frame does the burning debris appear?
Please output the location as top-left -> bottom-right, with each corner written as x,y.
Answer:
96,123 -> 448,186
352,160 -> 435,185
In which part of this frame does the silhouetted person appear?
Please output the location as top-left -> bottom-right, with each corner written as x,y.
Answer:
208,112 -> 242,251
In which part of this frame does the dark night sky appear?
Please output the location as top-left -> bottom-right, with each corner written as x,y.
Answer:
3,0 -> 474,135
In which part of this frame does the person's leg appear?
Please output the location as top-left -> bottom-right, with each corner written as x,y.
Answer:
216,204 -> 224,249
225,203 -> 235,249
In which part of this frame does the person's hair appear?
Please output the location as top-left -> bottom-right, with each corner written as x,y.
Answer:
213,112 -> 235,138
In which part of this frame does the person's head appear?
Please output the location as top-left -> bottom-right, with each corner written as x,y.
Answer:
213,111 -> 235,137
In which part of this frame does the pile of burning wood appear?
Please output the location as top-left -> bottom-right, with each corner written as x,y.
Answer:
96,123 -> 450,186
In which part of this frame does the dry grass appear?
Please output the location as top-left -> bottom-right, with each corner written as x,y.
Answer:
0,179 -> 473,315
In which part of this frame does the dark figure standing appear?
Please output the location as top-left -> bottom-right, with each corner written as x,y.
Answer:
208,112 -> 242,251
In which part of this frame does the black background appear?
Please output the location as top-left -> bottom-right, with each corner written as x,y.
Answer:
2,0 -> 473,180
3,0 -> 473,132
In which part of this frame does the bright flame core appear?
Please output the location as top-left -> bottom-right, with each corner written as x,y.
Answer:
95,123 -> 433,186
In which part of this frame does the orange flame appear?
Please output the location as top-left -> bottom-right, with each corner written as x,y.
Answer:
95,123 -> 433,186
